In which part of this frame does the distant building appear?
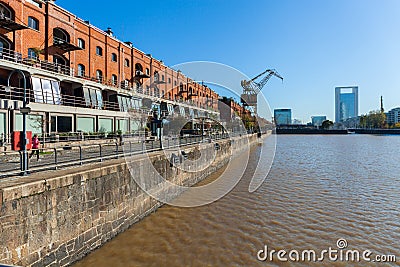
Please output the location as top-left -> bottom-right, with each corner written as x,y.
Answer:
274,109 -> 292,125
335,86 -> 359,122
292,119 -> 302,125
387,107 -> 400,125
218,97 -> 249,122
311,116 -> 327,127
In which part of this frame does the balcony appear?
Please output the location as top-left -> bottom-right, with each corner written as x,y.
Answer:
0,47 -> 220,113
0,47 -> 74,76
0,14 -> 29,32
52,36 -> 83,52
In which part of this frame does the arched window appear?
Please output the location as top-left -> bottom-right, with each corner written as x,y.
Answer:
28,16 -> 39,30
111,74 -> 117,85
0,36 -> 11,52
124,59 -> 130,67
96,46 -> 103,56
154,71 -> 159,82
53,28 -> 70,44
53,55 -> 67,66
168,78 -> 171,84
0,3 -> 12,20
145,68 -> 150,75
77,38 -> 85,49
77,64 -> 85,77
135,63 -> 143,72
96,70 -> 103,82
111,53 -> 117,62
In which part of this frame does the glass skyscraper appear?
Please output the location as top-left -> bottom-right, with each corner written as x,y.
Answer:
274,109 -> 292,125
335,86 -> 359,123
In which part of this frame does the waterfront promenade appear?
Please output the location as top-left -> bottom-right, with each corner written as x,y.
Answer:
0,133 -> 260,266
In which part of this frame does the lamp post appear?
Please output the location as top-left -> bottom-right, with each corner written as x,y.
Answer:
7,69 -> 29,176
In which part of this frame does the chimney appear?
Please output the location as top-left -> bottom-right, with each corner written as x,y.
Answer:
105,27 -> 113,36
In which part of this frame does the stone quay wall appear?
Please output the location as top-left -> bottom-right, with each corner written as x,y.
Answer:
0,134 -> 260,266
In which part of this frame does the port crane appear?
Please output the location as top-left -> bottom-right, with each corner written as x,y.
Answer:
241,69 -> 283,115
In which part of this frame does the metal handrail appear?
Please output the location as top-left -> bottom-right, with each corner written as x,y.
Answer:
0,133 -> 235,178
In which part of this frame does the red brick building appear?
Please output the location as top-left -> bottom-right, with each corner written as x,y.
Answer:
0,0 -> 220,137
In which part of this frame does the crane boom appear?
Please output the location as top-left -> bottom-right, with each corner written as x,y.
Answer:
241,68 -> 283,114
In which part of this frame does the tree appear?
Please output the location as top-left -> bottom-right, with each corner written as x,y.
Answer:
365,110 -> 386,128
321,120 -> 333,130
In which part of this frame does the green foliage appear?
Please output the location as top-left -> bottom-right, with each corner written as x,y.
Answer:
321,120 -> 333,130
360,110 -> 386,128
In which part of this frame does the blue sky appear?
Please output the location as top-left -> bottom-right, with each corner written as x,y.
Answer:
57,0 -> 400,122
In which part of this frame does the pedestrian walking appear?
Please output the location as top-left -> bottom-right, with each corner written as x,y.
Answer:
29,134 -> 40,161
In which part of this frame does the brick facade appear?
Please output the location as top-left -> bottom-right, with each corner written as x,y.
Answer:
0,0 -> 218,111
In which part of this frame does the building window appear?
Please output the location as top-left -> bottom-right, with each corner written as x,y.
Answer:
77,64 -> 85,77
0,4 -> 12,20
0,36 -> 10,52
135,63 -> 143,72
111,74 -> 117,85
168,78 -> 171,84
111,53 -> 117,62
27,48 -> 38,59
77,38 -> 85,49
53,55 -> 66,66
96,70 -> 103,82
174,80 -> 177,86
53,28 -> 69,44
145,68 -> 150,75
28,16 -> 39,31
96,46 -> 103,56
124,59 -> 130,67
162,75 -> 165,81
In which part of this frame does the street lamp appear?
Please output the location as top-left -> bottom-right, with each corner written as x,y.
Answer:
7,69 -> 29,176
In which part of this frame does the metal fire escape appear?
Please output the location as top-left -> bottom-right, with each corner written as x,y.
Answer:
241,69 -> 283,114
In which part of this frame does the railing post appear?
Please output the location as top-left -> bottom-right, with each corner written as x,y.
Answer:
79,146 -> 83,165
19,151 -> 23,174
54,148 -> 58,170
115,142 -> 119,158
99,144 -> 102,162
142,140 -> 145,154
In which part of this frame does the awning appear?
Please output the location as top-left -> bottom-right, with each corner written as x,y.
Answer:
0,17 -> 29,31
52,42 -> 83,52
133,73 -> 150,80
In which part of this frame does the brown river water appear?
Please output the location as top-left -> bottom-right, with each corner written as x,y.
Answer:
74,135 -> 399,266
